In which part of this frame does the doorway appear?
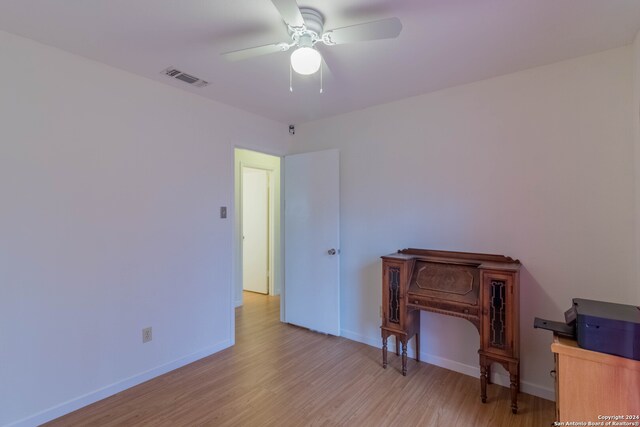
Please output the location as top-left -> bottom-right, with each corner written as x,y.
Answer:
234,148 -> 282,312
233,148 -> 340,336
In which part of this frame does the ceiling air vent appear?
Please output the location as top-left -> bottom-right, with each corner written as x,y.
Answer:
162,67 -> 209,88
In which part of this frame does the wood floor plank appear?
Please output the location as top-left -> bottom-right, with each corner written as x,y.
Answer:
45,292 -> 554,426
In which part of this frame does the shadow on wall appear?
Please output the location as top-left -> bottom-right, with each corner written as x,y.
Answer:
521,265 -> 561,393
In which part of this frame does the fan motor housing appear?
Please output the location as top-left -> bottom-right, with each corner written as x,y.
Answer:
298,8 -> 324,37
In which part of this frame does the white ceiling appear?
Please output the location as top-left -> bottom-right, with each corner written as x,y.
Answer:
1,0 -> 640,124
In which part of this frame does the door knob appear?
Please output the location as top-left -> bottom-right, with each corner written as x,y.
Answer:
328,248 -> 337,255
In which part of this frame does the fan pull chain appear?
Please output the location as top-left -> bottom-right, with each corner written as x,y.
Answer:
320,62 -> 323,94
289,63 -> 293,92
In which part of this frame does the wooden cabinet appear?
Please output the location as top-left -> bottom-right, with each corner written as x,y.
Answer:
381,256 -> 420,376
480,270 -> 518,358
380,249 -> 521,413
381,257 -> 411,331
551,335 -> 640,422
478,268 -> 519,413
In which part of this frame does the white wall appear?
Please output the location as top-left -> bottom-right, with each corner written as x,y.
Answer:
0,30 -> 288,426
294,46 -> 637,399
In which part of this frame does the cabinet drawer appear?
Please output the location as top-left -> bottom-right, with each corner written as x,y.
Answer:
407,295 -> 479,317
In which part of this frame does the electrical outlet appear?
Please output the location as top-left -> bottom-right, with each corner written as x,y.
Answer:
142,327 -> 152,343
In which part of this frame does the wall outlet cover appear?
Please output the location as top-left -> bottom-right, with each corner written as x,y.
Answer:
142,327 -> 152,343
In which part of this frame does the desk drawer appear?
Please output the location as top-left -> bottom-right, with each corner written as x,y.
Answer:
407,295 -> 479,317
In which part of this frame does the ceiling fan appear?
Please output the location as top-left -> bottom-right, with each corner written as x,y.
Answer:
221,0 -> 402,76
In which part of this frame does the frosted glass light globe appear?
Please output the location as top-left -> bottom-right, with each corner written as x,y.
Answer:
290,47 -> 322,75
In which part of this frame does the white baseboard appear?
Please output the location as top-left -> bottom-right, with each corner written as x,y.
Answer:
8,328 -> 554,427
340,329 -> 555,402
6,339 -> 233,427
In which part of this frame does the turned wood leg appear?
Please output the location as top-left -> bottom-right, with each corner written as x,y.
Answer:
510,371 -> 518,414
395,337 -> 400,356
415,333 -> 420,362
401,339 -> 408,376
382,333 -> 388,369
480,363 -> 488,403
486,363 -> 492,385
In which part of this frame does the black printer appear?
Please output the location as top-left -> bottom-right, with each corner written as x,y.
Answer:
535,298 -> 640,361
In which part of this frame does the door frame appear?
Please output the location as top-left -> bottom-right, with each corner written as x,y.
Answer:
233,148 -> 283,314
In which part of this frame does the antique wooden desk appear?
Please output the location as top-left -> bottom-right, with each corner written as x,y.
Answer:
380,248 -> 521,413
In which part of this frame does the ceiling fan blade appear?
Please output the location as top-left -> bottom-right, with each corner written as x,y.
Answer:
323,17 -> 402,45
271,0 -> 304,28
221,43 -> 287,62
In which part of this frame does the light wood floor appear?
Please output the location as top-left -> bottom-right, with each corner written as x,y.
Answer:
46,292 -> 555,426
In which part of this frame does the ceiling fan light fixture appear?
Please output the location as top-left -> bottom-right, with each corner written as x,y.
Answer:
290,47 -> 322,75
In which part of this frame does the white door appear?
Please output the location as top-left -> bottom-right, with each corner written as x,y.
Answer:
284,149 -> 340,335
242,167 -> 269,294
